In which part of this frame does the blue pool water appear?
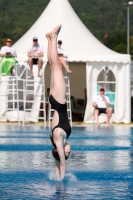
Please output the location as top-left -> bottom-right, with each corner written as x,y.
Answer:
0,126 -> 133,199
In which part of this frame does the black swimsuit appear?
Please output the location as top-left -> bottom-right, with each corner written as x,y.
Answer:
49,95 -> 71,141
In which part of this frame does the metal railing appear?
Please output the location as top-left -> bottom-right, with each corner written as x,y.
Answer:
0,61 -> 47,126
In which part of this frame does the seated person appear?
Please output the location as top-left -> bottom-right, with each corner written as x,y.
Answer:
0,38 -> 17,76
92,87 -> 112,127
45,88 -> 50,101
27,37 -> 44,78
57,40 -> 72,73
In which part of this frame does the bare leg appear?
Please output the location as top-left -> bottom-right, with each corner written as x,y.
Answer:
59,56 -> 72,73
49,32 -> 66,103
48,33 -> 66,130
28,58 -> 34,77
106,108 -> 112,126
46,33 -> 62,128
46,36 -> 52,67
38,58 -> 42,77
55,160 -> 61,180
47,36 -> 54,94
94,109 -> 100,127
50,35 -> 60,67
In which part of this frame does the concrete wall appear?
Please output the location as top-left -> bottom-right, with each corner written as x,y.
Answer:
44,62 -> 86,99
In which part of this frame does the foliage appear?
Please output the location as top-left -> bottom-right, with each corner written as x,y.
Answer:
103,32 -> 133,54
0,0 -> 133,54
69,0 -> 133,54
0,0 -> 49,47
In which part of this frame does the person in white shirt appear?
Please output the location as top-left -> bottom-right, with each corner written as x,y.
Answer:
57,40 -> 72,73
0,38 -> 17,76
27,37 -> 44,78
92,87 -> 112,127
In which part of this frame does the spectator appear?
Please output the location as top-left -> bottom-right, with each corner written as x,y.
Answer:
27,37 -> 44,78
57,40 -> 72,73
92,87 -> 112,127
0,38 -> 17,76
45,88 -> 50,101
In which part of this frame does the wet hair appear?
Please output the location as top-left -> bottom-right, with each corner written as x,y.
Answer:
52,147 -> 60,161
50,135 -> 68,161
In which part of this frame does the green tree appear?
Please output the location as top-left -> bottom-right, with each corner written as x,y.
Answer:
103,32 -> 133,54
0,0 -> 133,55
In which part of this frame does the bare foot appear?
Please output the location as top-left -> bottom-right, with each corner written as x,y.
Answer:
46,25 -> 60,36
38,74 -> 42,78
31,73 -> 34,78
46,33 -> 50,39
46,24 -> 62,38
96,123 -> 100,128
66,68 -> 72,73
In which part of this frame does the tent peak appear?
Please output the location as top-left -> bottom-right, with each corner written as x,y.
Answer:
14,0 -> 130,63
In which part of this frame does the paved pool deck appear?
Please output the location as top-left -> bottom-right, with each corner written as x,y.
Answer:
0,121 -> 133,127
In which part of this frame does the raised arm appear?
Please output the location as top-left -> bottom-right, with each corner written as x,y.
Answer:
102,96 -> 110,107
55,159 -> 61,180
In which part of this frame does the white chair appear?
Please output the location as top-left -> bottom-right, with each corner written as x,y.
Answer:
93,109 -> 113,124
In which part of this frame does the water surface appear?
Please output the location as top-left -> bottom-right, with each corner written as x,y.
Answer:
0,126 -> 133,199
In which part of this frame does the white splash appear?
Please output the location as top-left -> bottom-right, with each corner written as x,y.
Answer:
49,170 -> 57,181
48,171 -> 77,182
65,173 -> 77,182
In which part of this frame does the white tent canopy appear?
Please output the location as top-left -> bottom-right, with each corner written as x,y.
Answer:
14,0 -> 130,63
13,0 -> 131,123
